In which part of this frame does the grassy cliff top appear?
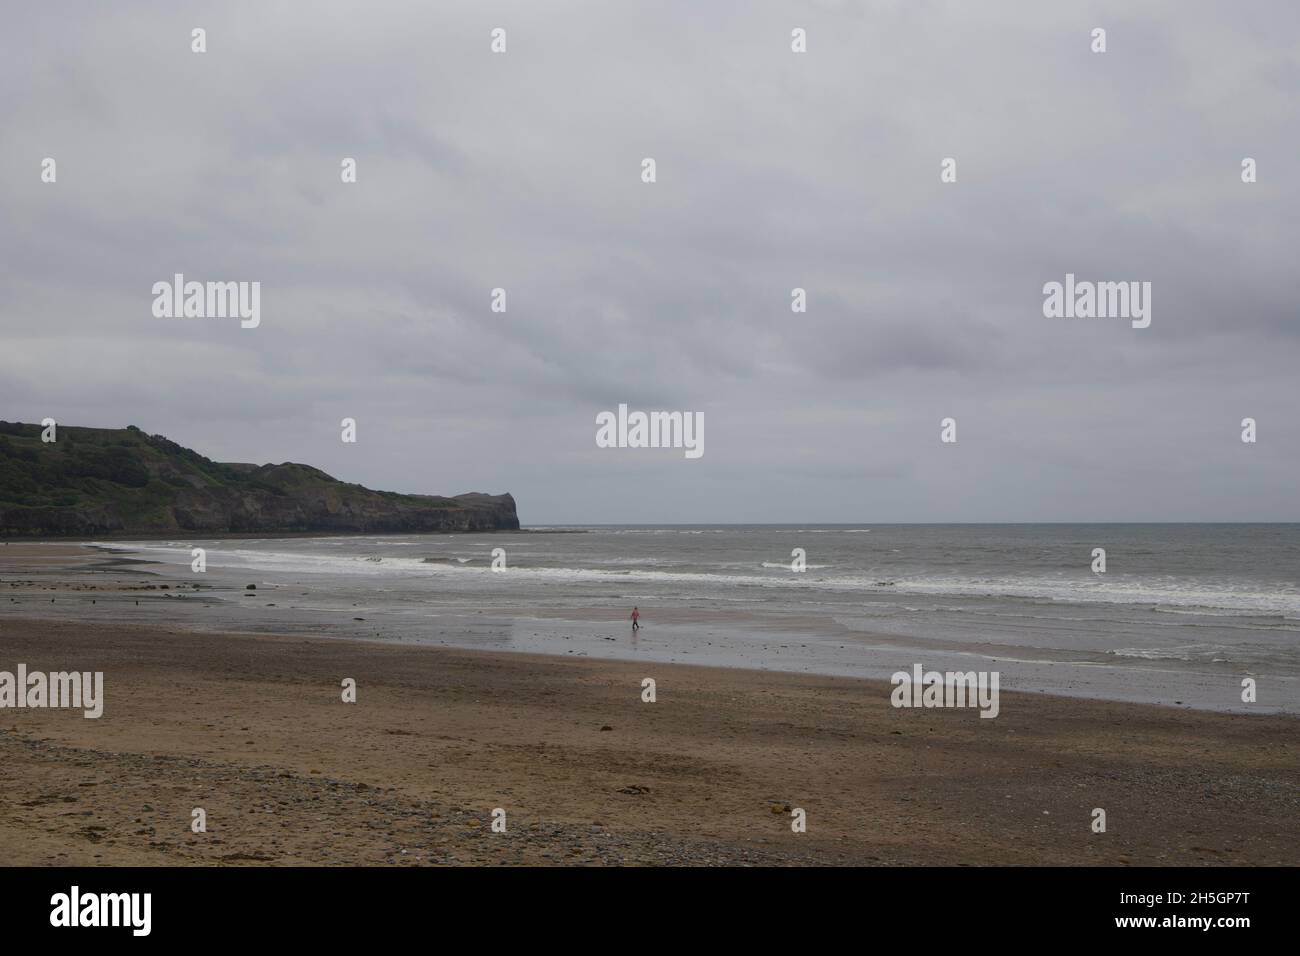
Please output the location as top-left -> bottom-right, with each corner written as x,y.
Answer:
0,422 -> 515,535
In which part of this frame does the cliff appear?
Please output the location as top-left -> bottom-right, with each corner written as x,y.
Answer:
0,422 -> 519,536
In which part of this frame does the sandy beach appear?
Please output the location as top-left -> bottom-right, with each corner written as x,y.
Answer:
0,543 -> 1296,866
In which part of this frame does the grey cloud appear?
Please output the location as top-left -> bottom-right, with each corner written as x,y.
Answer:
2,0 -> 1296,521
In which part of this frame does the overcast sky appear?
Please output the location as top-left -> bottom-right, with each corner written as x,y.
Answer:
2,1 -> 1297,523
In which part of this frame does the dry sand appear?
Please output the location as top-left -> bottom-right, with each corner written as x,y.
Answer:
0,543 -> 1296,866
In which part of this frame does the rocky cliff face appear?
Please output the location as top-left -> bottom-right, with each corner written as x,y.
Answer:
0,422 -> 519,536
147,485 -> 519,535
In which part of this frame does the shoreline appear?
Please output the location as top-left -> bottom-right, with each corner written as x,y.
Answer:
4,540 -> 1292,715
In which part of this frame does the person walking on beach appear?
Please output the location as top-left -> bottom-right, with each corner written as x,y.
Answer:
630,606 -> 640,632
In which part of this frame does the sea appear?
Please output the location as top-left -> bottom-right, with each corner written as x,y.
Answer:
89,524 -> 1300,713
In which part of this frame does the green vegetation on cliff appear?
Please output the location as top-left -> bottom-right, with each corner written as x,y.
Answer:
0,422 -> 518,536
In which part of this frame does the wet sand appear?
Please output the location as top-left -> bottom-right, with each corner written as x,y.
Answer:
0,543 -> 1297,866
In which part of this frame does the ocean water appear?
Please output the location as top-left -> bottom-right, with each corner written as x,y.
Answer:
95,524 -> 1300,712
